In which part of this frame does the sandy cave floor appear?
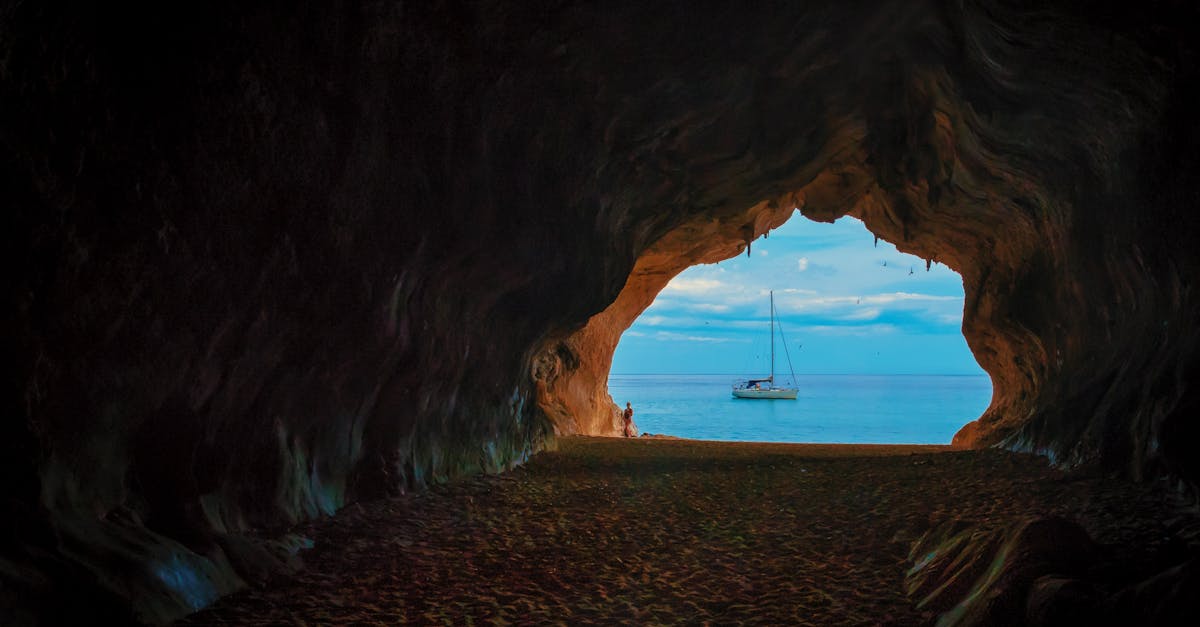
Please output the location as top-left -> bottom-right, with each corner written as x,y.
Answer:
181,436 -> 1176,625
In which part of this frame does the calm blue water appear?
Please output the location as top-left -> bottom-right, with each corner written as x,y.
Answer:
608,374 -> 992,444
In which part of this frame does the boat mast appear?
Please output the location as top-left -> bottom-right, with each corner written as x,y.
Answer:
769,290 -> 775,385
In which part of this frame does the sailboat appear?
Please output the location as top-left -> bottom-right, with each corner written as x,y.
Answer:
732,290 -> 798,399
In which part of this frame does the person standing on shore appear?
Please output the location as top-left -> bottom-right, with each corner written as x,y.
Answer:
622,402 -> 634,437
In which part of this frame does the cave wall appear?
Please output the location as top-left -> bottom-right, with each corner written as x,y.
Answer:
538,0 -> 1200,489
534,199 -> 796,435
4,0 -> 1199,622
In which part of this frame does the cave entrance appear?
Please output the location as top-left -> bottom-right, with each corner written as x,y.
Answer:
608,213 -> 991,444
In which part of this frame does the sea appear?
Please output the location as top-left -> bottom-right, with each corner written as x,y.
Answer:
607,374 -> 993,444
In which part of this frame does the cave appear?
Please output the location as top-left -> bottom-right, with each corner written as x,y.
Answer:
4,1 -> 1200,624
596,213 -> 990,443
605,213 -> 992,444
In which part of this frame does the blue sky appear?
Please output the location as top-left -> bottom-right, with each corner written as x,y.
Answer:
611,213 -> 987,376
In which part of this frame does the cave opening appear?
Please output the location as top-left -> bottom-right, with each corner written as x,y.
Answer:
8,1 -> 1200,622
607,213 -> 992,443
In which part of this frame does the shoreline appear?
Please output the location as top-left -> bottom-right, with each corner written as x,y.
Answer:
626,433 -> 957,456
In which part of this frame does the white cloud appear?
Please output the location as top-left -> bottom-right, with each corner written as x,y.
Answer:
801,324 -> 899,337
653,331 -> 747,343
631,314 -> 735,329
792,256 -> 837,276
689,303 -> 732,313
861,292 -> 959,305
775,291 -> 960,313
662,277 -> 726,295
937,313 -> 963,325
721,319 -> 779,330
838,307 -> 882,321
758,249 -> 769,257
624,330 -> 646,337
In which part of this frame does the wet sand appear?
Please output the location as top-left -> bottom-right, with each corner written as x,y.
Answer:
183,437 -> 1172,625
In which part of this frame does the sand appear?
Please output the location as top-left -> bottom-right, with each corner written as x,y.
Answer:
182,436 -> 1174,625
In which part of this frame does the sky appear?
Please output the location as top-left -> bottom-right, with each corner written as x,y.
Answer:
611,212 -> 987,376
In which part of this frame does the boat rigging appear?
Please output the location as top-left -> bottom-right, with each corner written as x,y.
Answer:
732,290 -> 798,399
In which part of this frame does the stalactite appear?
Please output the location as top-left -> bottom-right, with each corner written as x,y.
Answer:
5,0 -> 1199,621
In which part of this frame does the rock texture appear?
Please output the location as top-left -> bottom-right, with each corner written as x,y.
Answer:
906,517 -> 1105,625
3,0 -> 1200,622
907,516 -> 1200,626
535,199 -> 794,435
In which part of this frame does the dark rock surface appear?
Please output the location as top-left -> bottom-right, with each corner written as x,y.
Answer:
907,514 -> 1200,626
3,0 -> 1200,622
907,517 -> 1105,625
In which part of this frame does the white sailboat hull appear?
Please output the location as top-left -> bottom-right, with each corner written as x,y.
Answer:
732,387 -> 797,399
731,291 -> 799,400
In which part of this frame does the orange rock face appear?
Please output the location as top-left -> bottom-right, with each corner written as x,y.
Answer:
534,200 -> 796,435
539,59 -> 1195,486
4,0 -> 1200,622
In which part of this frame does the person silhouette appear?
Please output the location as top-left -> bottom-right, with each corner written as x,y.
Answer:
622,402 -> 634,437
